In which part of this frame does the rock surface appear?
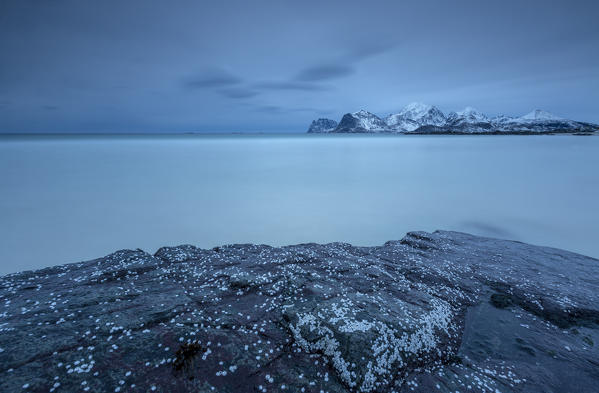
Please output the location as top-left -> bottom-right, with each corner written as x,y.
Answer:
335,110 -> 388,133
307,119 -> 338,133
1,231 -> 598,392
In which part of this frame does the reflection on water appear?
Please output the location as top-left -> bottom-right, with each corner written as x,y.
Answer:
1,134 -> 598,275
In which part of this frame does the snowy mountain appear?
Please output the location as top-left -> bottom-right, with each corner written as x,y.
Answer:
490,109 -> 590,133
306,105 -> 598,134
455,107 -> 489,123
307,118 -> 338,133
385,102 -> 446,132
334,110 -> 387,133
398,102 -> 446,126
438,107 -> 493,133
521,109 -> 562,121
384,113 -> 420,132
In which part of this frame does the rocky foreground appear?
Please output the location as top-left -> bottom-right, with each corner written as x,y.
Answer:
1,231 -> 598,392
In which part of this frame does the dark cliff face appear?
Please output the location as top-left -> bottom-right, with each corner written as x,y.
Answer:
307,118 -> 338,133
1,231 -> 599,392
335,113 -> 360,132
333,111 -> 387,133
334,113 -> 367,133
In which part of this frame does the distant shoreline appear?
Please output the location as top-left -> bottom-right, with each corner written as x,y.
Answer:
0,131 -> 596,137
319,130 -> 597,136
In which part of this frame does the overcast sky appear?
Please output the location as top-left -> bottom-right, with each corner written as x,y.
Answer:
1,0 -> 598,133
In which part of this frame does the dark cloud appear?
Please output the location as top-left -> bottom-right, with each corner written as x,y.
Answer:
254,81 -> 330,91
254,105 -> 326,114
255,105 -> 284,113
295,65 -> 354,82
43,105 -> 59,111
218,87 -> 259,99
184,69 -> 242,89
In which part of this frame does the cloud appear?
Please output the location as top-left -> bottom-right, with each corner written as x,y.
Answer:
294,64 -> 354,82
289,42 -> 395,85
346,41 -> 397,61
255,105 -> 284,113
218,87 -> 259,99
182,68 -> 332,100
183,69 -> 242,89
254,105 -> 333,114
255,81 -> 330,91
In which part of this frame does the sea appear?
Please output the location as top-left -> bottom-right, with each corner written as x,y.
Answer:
1,133 -> 597,275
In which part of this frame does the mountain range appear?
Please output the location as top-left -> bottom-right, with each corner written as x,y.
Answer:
307,103 -> 598,134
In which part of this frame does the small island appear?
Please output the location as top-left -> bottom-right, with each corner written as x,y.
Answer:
307,103 -> 599,134
1,231 -> 598,392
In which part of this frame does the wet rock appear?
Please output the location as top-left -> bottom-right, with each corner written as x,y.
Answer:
0,231 -> 598,392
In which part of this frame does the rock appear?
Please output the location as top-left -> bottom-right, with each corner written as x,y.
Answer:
335,111 -> 388,133
307,119 -> 338,133
1,231 -> 598,392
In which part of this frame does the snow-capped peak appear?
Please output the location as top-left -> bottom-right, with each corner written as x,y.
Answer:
399,102 -> 432,115
456,106 -> 489,122
353,109 -> 373,117
398,102 -> 442,120
457,106 -> 478,116
347,109 -> 387,131
395,102 -> 446,126
521,109 -> 562,121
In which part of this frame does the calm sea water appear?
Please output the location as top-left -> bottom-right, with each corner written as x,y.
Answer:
1,134 -> 598,275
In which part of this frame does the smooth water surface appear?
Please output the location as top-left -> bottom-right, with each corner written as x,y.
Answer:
1,134 -> 598,275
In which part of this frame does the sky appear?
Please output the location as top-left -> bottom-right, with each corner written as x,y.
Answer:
0,0 -> 598,133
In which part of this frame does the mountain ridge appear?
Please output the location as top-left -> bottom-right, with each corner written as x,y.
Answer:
307,102 -> 598,134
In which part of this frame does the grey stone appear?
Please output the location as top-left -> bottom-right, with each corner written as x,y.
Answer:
1,231 -> 598,392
